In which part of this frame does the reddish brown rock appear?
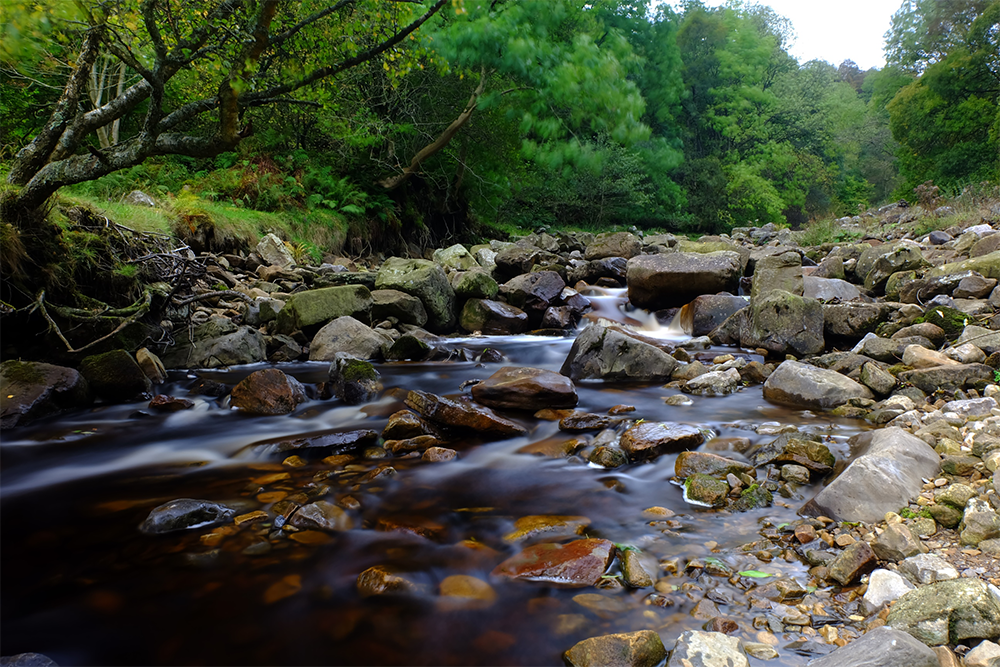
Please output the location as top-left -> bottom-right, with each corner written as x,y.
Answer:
620,422 -> 704,458
230,368 -> 306,415
405,390 -> 526,437
148,394 -> 195,412
491,538 -> 614,587
471,366 -> 578,410
382,409 -> 432,440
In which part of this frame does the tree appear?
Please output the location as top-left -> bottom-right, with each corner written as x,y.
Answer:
2,0 -> 450,218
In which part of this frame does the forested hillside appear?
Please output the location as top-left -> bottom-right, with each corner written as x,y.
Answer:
1,0 -> 997,263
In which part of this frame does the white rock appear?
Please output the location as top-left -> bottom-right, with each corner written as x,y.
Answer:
862,569 -> 915,614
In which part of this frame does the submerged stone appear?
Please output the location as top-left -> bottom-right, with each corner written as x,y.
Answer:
491,538 -> 614,587
139,498 -> 237,535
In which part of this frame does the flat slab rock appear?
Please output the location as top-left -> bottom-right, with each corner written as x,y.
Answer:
139,498 -> 236,535
471,366 -> 578,410
491,538 -> 614,587
620,421 -> 705,458
405,390 -> 526,437
805,625 -> 938,667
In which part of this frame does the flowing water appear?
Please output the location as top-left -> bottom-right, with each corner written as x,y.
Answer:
1,293 -> 870,666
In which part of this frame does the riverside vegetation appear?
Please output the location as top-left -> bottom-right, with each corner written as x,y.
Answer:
2,1 -> 1000,666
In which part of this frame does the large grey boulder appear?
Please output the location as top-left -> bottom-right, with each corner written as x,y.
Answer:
743,292 -> 824,356
899,363 -> 994,394
459,299 -> 529,335
863,241 -> 929,293
822,302 -> 896,341
666,631 -> 748,667
626,251 -> 743,310
804,276 -> 861,302
309,316 -> 392,361
160,315 -> 266,369
802,428 -> 940,523
432,244 -> 478,270
763,360 -> 871,411
750,250 -> 802,299
274,285 -> 372,334
805,626 -> 938,667
499,271 -> 566,324
678,294 -> 748,336
887,578 -> 1000,646
371,289 -> 427,326
375,257 -> 456,332
0,360 -> 91,429
927,250 -> 1000,280
561,324 -> 677,382
584,231 -> 642,260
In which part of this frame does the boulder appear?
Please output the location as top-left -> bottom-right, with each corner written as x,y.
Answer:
327,354 -> 382,405
139,498 -> 236,534
805,626 -> 938,667
560,324 -> 677,382
887,578 -> 1000,646
405,390 -> 526,437
802,428 -> 940,523
763,360 -> 872,410
471,366 -> 578,410
675,451 -> 753,479
804,276 -> 862,302
678,294 -> 748,336
375,257 -> 456,332
432,243 -> 478,270
160,315 -> 266,368
822,302 -> 895,341
491,538 -> 614,587
256,233 -> 295,268
136,347 -> 167,385
666,631 -> 748,667
620,422 -> 704,459
275,285 -> 372,334
452,270 -> 499,300
459,299 -> 529,335
0,361 -> 91,429
927,250 -> 1000,281
682,368 -> 741,396
958,325 -> 1000,355
384,334 -> 431,361
499,271 -> 566,324
566,257 -> 628,286
959,498 -> 1000,546
863,242 -> 929,293
902,345 -> 960,369
230,368 -> 306,415
742,290 -> 824,356
289,501 -> 353,532
584,231 -> 642,260
746,434 -> 835,473
371,289 -> 428,326
79,349 -> 151,401
750,251 -> 803,299
626,251 -> 743,310
309,316 -> 392,361
861,569 -> 916,614
898,363 -> 994,394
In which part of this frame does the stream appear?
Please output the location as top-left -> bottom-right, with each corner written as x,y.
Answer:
0,292 -> 871,666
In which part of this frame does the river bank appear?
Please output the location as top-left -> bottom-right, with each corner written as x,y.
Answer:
3,199 -> 1000,666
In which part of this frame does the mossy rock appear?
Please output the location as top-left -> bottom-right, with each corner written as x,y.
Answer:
918,306 -> 971,339
79,349 -> 151,401
733,483 -> 774,511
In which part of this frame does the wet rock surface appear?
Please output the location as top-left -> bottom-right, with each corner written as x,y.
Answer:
139,498 -> 237,534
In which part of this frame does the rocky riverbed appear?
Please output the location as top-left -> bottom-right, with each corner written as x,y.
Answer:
3,203 -> 1000,666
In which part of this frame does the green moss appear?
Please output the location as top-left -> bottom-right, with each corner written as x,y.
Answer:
917,306 -> 970,338
899,507 -> 933,520
340,359 -> 378,383
1,360 -> 45,385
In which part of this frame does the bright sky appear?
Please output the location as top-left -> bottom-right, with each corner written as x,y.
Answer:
669,0 -> 904,70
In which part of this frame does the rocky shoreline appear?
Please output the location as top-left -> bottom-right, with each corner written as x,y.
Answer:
4,201 -> 1000,666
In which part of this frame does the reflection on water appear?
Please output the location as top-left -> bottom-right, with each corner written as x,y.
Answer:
1,322 -> 867,666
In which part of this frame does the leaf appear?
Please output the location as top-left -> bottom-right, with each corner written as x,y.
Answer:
738,570 -> 772,578
339,204 -> 364,215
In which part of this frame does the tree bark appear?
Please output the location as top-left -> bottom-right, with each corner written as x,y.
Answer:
380,69 -> 489,191
8,26 -> 105,186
